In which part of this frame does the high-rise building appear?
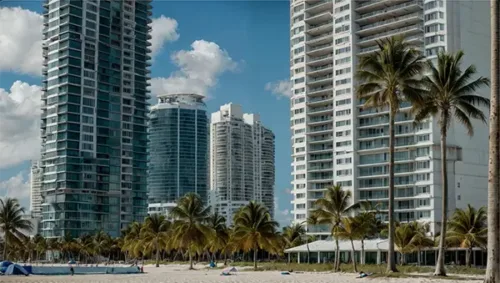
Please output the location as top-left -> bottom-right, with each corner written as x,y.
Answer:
209,103 -> 275,224
147,94 -> 209,216
289,0 -> 490,237
39,0 -> 151,238
30,161 -> 43,218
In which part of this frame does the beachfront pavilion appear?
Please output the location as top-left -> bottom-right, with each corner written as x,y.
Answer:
284,239 -> 487,267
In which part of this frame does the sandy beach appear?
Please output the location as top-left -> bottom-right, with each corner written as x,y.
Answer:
0,264 -> 484,283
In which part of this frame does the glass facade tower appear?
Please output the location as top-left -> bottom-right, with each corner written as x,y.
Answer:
39,0 -> 151,238
148,94 -> 209,209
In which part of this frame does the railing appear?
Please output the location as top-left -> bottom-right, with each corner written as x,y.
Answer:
309,20 -> 333,30
359,24 -> 423,42
308,95 -> 333,103
309,85 -> 333,93
306,0 -> 333,9
359,12 -> 422,31
309,32 -> 333,42
309,43 -> 333,51
309,74 -> 333,82
309,54 -> 333,63
358,1 -> 423,20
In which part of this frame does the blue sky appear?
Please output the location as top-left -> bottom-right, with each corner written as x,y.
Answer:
0,1 -> 293,225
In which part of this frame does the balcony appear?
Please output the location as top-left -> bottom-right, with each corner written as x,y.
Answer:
357,12 -> 423,37
307,43 -> 333,56
309,134 -> 333,143
306,0 -> 333,14
358,24 -> 424,47
308,116 -> 333,126
307,85 -> 333,97
307,53 -> 333,66
307,20 -> 333,36
305,10 -> 332,25
355,0 -> 408,13
308,105 -> 333,116
307,73 -> 333,86
308,64 -> 333,76
307,95 -> 333,106
308,126 -> 333,134
307,32 -> 333,46
356,1 -> 423,25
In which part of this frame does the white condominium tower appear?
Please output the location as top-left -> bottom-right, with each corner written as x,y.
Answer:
289,0 -> 490,237
209,103 -> 275,224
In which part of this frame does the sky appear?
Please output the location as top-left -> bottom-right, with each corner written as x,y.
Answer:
0,0 -> 294,226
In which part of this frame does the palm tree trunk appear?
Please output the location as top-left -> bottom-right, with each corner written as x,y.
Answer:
387,106 -> 398,273
417,248 -> 421,266
253,247 -> 258,271
334,236 -> 340,271
306,241 -> 311,264
361,239 -> 365,265
466,247 -> 472,268
3,234 -> 8,260
155,240 -> 160,268
485,2 -> 500,283
189,249 -> 193,270
434,121 -> 448,276
350,239 -> 357,272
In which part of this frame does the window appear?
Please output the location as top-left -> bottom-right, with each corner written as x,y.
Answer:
425,23 -> 445,33
336,140 -> 352,147
335,25 -> 350,33
294,87 -> 305,94
294,107 -> 305,114
336,119 -> 351,127
336,98 -> 351,106
334,14 -> 350,24
292,14 -> 304,24
335,67 -> 351,76
296,193 -> 305,199
295,67 -> 304,74
82,125 -> 94,133
335,88 -> 351,96
335,57 -> 351,65
294,118 -> 305,125
294,57 -> 304,64
295,137 -> 305,143
336,130 -> 351,137
335,109 -> 351,116
296,156 -> 305,161
336,169 -> 352,176
335,46 -> 351,55
82,143 -> 93,150
295,174 -> 305,180
296,214 -> 306,220
292,26 -> 304,35
336,78 -> 351,86
82,116 -> 93,124
291,36 -> 304,46
295,128 -> 305,134
417,186 -> 430,194
295,147 -> 305,153
294,77 -> 304,84
296,184 -> 306,189
334,3 -> 350,13
294,46 -> 304,55
335,36 -> 349,45
336,157 -> 352,165
296,204 -> 306,209
419,199 -> 430,207
82,134 -> 93,142
296,165 -> 306,170
418,134 -> 430,142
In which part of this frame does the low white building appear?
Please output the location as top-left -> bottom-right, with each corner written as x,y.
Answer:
284,239 -> 486,267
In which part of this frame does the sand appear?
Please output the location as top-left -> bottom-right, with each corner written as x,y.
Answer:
0,264 -> 483,283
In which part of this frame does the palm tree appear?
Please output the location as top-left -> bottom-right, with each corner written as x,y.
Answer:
388,222 -> 432,265
335,217 -> 362,272
304,214 -> 319,264
282,223 -> 305,249
447,205 -> 487,267
409,222 -> 434,266
413,51 -> 490,276
93,230 -> 111,262
312,185 -> 358,271
355,202 -> 382,265
485,1 -> 500,282
33,234 -> 47,262
206,212 -> 228,262
232,201 -> 278,271
170,193 -> 211,270
357,36 -> 427,272
0,198 -> 33,260
122,221 -> 144,262
141,214 -> 171,267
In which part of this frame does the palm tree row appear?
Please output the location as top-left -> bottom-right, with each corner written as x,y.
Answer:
357,35 -> 489,275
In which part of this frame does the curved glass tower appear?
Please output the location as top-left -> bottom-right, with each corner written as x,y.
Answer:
148,94 -> 208,210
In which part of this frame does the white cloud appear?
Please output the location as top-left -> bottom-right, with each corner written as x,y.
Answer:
150,15 -> 179,57
0,7 -> 43,76
274,197 -> 293,227
0,172 -> 31,209
0,81 -> 42,169
150,40 -> 238,99
265,79 -> 293,99
0,9 -> 177,76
